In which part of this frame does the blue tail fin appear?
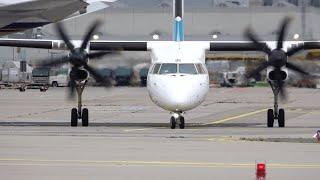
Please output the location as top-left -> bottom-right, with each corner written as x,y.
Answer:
173,0 -> 184,42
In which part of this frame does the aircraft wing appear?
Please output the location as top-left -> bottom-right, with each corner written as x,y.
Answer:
209,41 -> 320,53
0,39 -> 149,51
90,41 -> 320,54
0,0 -> 89,36
0,39 -> 319,54
90,41 -> 148,51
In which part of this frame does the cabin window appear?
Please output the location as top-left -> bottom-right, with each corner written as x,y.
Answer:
179,64 -> 198,74
159,63 -> 177,74
152,64 -> 161,74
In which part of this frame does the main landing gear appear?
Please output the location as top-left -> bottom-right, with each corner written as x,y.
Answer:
170,112 -> 185,129
267,81 -> 285,128
71,81 -> 89,127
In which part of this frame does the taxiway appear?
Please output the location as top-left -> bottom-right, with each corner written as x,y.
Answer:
0,87 -> 319,179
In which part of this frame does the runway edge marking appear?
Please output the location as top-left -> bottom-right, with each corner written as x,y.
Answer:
123,128 -> 154,132
0,159 -> 320,168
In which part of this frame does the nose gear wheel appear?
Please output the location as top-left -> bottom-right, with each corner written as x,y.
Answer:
170,115 -> 185,129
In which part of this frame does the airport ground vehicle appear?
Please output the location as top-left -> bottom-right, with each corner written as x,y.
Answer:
0,61 -> 33,90
49,68 -> 69,87
1,68 -> 20,83
139,67 -> 149,86
99,68 -> 114,85
29,68 -> 50,91
115,67 -> 133,86
219,67 -> 254,87
88,68 -> 114,86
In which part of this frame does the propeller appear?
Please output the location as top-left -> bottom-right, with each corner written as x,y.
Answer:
245,17 -> 310,100
37,20 -> 114,98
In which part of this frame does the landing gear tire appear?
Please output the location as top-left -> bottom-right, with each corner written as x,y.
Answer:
71,108 -> 78,127
179,116 -> 185,129
170,116 -> 176,129
82,108 -> 89,127
267,109 -> 274,128
278,108 -> 285,128
19,87 -> 26,92
40,86 -> 48,92
52,81 -> 58,87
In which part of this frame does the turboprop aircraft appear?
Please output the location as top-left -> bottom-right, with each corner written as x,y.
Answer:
0,0 -> 319,129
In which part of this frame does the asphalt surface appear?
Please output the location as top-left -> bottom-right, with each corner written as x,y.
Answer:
0,87 -> 319,180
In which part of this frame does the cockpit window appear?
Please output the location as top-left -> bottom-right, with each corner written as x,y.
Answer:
152,64 -> 161,74
152,63 -> 206,75
179,64 -> 198,74
159,63 -> 177,74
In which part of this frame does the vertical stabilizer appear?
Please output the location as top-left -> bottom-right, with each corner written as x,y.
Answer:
173,0 -> 184,42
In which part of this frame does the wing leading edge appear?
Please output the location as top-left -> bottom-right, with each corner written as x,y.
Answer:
0,39 -> 320,54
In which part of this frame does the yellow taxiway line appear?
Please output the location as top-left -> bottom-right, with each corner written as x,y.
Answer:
203,108 -> 268,125
0,158 -> 319,169
123,128 -> 154,132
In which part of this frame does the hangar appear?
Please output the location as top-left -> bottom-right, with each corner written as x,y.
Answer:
1,0 -> 320,63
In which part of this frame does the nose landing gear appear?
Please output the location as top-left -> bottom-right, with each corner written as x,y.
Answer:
70,81 -> 89,127
170,113 -> 185,129
268,81 -> 285,128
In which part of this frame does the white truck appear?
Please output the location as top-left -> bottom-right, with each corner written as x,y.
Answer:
49,68 -> 69,87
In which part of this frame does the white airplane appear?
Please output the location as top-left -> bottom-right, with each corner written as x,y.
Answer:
0,0 -> 318,129
0,0 -> 113,36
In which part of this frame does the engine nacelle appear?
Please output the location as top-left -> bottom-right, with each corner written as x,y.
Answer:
70,69 -> 88,82
267,67 -> 288,81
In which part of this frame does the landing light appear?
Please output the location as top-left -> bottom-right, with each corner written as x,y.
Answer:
173,113 -> 179,119
212,34 -> 218,39
293,33 -> 300,40
93,34 -> 100,40
152,34 -> 160,40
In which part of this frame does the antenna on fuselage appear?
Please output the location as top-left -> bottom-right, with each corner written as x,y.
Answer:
173,0 -> 184,42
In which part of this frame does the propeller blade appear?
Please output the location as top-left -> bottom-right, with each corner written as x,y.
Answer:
286,44 -> 305,57
277,17 -> 291,50
246,61 -> 269,78
286,62 -> 309,75
87,51 -> 113,59
80,20 -> 102,51
56,23 -> 75,51
36,56 -> 70,67
84,64 -> 111,87
245,28 -> 272,55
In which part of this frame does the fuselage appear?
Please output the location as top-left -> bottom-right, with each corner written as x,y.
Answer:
147,41 -> 210,113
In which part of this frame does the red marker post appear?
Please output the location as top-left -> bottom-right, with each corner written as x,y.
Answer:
313,130 -> 320,142
256,163 -> 266,180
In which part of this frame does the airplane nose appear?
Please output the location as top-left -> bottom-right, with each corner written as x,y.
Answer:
155,75 -> 208,112
167,85 -> 194,110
